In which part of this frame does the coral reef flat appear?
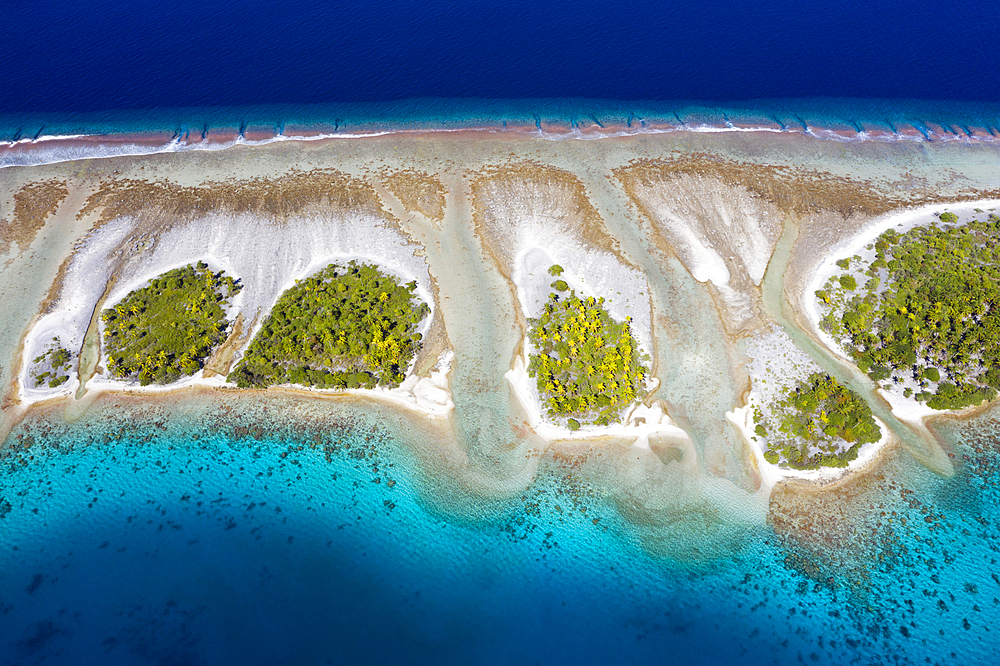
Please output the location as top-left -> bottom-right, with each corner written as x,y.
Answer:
5,129 -> 1000,489
4,127 -> 1000,664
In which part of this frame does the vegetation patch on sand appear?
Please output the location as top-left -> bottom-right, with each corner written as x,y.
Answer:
102,262 -> 241,385
30,337 -> 72,388
753,373 -> 880,469
229,261 -> 429,390
817,211 -> 1000,410
527,265 -> 649,427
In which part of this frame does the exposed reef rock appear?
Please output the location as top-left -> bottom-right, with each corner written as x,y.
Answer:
381,169 -> 446,223
1,179 -> 69,255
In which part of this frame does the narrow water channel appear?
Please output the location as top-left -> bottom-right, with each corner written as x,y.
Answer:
759,216 -> 953,476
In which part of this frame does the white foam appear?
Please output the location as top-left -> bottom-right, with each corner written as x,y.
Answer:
4,117 -> 997,169
0,130 -> 397,169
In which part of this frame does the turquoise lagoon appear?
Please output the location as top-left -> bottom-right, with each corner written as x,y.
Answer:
1,391 -> 999,665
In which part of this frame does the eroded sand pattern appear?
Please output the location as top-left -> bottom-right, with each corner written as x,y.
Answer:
3,129 -> 1000,565
3,133 -> 995,521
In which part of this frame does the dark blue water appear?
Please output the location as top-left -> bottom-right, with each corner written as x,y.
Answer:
2,0 -> 1000,140
2,396 -> 1000,665
2,0 -> 999,114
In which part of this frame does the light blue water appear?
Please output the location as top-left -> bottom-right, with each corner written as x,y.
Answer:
2,395 -> 999,664
5,97 -> 1000,139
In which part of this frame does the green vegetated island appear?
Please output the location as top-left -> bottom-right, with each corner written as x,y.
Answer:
817,210 -> 1000,410
229,261 -> 429,389
100,260 -> 429,391
752,372 -> 881,469
527,265 -> 650,429
102,262 -> 242,385
30,338 -> 73,388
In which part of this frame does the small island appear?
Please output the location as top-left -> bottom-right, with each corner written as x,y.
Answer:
102,262 -> 242,385
734,328 -> 885,479
229,261 -> 430,390
817,210 -> 1000,411
526,265 -> 650,429
753,372 -> 880,469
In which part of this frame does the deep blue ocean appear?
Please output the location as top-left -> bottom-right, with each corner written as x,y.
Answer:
1,0 -> 1000,137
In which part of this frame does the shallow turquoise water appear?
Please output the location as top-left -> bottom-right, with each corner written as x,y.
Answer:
1,396 -> 999,665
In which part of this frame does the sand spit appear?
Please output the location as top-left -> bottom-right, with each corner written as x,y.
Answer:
725,328 -> 889,488
18,217 -> 134,403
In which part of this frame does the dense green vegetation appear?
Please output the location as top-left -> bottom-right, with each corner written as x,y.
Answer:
102,262 -> 241,386
527,269 -> 649,426
30,338 -> 72,388
817,211 -> 1000,410
229,261 -> 429,390
755,373 -> 880,469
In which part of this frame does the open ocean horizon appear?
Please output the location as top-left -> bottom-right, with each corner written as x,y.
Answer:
2,0 -> 999,114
